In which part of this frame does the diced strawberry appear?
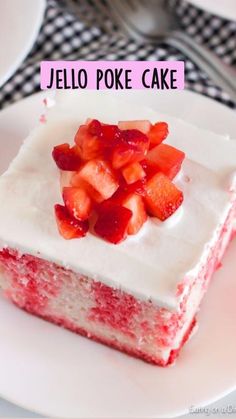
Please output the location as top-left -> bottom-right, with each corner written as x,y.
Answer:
70,172 -> 89,188
118,120 -> 151,134
60,170 -> 75,192
105,181 -> 146,210
140,159 -> 160,180
111,129 -> 149,169
147,144 -> 185,179
87,119 -> 102,136
96,192 -> 147,236
63,187 -> 92,221
85,119 -> 121,145
78,159 -> 119,200
122,129 -> 149,155
148,122 -> 169,147
144,173 -> 183,221
53,118 -> 185,244
60,170 -> 101,202
74,124 -> 87,147
82,136 -> 102,161
122,162 -> 146,184
122,194 -> 147,235
74,125 -> 103,161
75,121 -> 122,161
111,143 -> 135,170
96,124 -> 122,160
101,124 -> 121,144
121,179 -> 147,196
52,143 -> 81,171
70,172 -> 104,203
54,204 -> 89,239
94,205 -> 132,244
97,189 -> 147,235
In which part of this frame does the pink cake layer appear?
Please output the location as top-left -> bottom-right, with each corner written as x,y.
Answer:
0,201 -> 235,366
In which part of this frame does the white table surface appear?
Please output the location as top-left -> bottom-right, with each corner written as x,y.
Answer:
1,391 -> 236,418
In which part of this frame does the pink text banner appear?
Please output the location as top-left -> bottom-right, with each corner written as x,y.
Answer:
40,61 -> 185,90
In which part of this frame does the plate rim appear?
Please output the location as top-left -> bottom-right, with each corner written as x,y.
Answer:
0,0 -> 46,87
188,0 -> 236,21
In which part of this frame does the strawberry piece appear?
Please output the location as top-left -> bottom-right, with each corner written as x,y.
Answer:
83,137 -> 103,161
122,129 -> 149,155
89,120 -> 122,143
75,121 -> 121,161
63,187 -> 92,221
145,173 -> 183,221
141,159 -> 160,180
101,124 -> 121,144
118,120 -> 151,134
99,124 -> 122,160
74,124 -> 87,147
74,125 -> 103,161
147,144 -> 185,179
70,172 -> 104,203
53,118 -> 185,244
111,129 -> 149,169
60,170 -> 74,192
96,192 -> 147,236
125,180 -> 146,196
54,204 -> 89,239
148,122 -> 169,147
111,143 -> 135,170
87,119 -> 102,136
120,178 -> 147,196
52,143 -> 81,171
103,181 -> 146,212
78,159 -> 119,200
122,162 -> 146,184
59,169 -> 102,202
122,194 -> 147,235
94,205 -> 132,244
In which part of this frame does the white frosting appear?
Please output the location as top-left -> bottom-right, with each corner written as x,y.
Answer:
0,90 -> 235,311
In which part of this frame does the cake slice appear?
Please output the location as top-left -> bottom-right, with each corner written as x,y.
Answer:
0,91 -> 235,366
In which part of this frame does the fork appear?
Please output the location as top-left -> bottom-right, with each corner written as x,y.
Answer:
59,0 -> 236,101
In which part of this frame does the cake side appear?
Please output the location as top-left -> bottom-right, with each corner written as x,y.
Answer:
0,198 -> 235,366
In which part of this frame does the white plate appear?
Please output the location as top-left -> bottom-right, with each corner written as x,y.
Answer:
188,0 -> 236,21
0,0 -> 46,87
0,90 -> 236,419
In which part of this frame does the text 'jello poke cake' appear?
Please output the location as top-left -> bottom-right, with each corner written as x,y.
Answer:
0,91 -> 235,366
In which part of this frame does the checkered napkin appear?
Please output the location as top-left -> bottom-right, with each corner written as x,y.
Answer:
0,0 -> 235,110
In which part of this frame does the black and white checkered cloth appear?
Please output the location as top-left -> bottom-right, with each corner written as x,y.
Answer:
0,0 -> 235,110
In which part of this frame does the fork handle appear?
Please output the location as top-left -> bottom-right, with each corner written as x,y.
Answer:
166,30 -> 236,102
